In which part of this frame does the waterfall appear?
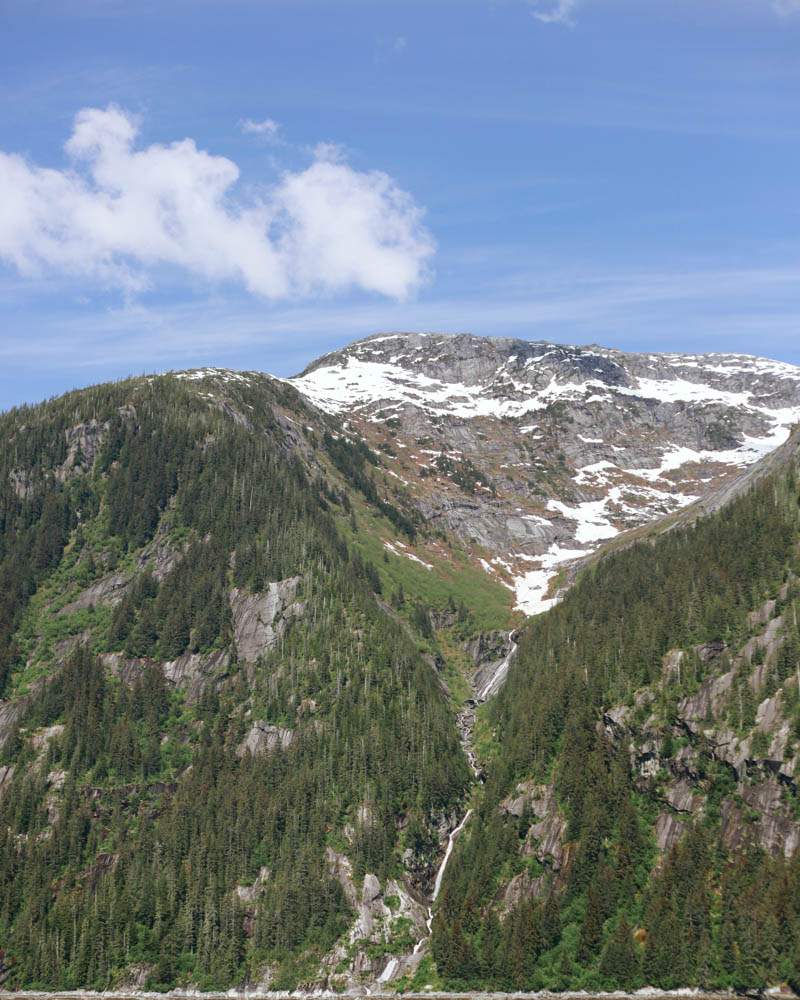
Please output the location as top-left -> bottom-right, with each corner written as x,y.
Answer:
475,635 -> 518,703
412,808 -> 473,954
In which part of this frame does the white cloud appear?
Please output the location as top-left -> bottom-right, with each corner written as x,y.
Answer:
0,105 -> 434,301
393,36 -> 407,53
240,117 -> 281,140
528,0 -> 579,25
528,0 -> 799,24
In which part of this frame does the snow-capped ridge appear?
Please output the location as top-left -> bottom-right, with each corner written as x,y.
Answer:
289,333 -> 800,617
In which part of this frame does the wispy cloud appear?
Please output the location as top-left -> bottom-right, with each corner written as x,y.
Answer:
0,105 -> 434,302
373,34 -> 409,64
4,261 -> 800,375
527,0 -> 800,26
240,116 -> 281,140
528,0 -> 579,25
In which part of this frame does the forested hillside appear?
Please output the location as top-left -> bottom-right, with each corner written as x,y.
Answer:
434,428 -> 800,992
3,360 -> 800,995
0,372 -> 474,990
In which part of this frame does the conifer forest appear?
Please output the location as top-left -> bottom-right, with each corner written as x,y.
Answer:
2,365 -> 800,994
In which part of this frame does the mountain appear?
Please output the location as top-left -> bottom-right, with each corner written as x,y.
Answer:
433,423 -> 800,993
291,333 -> 800,613
0,367 -> 507,993
1,335 -> 800,993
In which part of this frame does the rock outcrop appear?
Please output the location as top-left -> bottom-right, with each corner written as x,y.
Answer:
0,765 -> 15,800
100,648 -> 229,703
56,419 -> 109,482
604,594 -> 800,865
501,781 -> 569,875
317,847 -> 429,991
237,721 -> 296,756
229,578 -> 305,663
0,696 -> 31,751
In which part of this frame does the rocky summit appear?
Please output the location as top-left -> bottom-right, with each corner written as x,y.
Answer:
290,332 -> 800,613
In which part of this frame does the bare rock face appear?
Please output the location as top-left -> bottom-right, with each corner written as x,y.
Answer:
526,813 -> 569,873
56,419 -> 110,483
162,648 -> 229,702
662,649 -> 685,684
321,847 -> 428,990
681,668 -> 735,722
100,653 -> 148,687
471,630 -> 515,701
502,870 -> 547,914
603,705 -> 631,740
272,406 -> 313,460
655,811 -> 687,853
739,781 -> 800,857
748,599 -> 778,630
325,846 -> 359,910
235,865 -> 271,904
598,588 -> 800,870
136,539 -> 184,582
31,724 -> 64,752
501,781 -> 569,872
229,577 -> 305,663
0,765 -> 15,800
663,778 -> 701,815
215,399 -> 252,430
116,964 -> 153,990
740,615 -> 785,687
237,721 -> 296,756
720,799 -> 750,854
0,695 -> 31,751
501,778 -> 539,818
8,468 -> 35,499
10,414 -> 112,497
100,648 -> 228,702
759,804 -> 800,858
463,629 -> 512,667
757,690 -> 785,733
58,571 -> 130,614
56,539 -> 188,618
290,332 -> 800,622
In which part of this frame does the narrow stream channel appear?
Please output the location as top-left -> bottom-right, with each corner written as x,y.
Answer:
409,635 -> 518,961
413,808 -> 473,955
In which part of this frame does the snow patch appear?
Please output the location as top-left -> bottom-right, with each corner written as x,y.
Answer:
547,497 -> 620,544
383,540 -> 433,570
174,368 -> 254,384
512,542 -> 587,616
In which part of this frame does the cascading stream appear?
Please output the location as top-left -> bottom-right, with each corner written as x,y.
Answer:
410,635 -> 517,958
413,808 -> 473,954
475,634 -> 518,703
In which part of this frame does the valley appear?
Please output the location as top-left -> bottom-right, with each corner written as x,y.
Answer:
1,334 -> 800,995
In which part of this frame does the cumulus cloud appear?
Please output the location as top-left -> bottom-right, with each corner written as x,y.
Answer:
0,105 -> 434,301
528,0 -> 579,25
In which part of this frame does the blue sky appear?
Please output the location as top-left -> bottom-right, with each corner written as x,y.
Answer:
1,0 -> 800,410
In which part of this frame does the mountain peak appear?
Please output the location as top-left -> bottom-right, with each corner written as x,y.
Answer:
291,331 -> 800,418
289,332 -> 800,614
